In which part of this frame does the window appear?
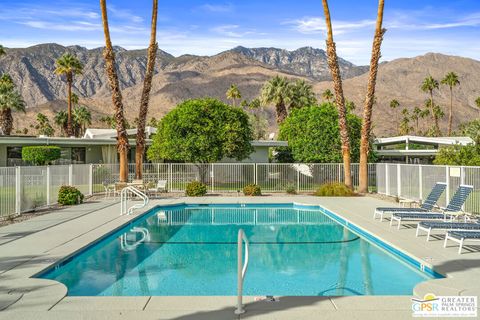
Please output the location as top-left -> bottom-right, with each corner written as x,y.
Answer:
6,146 -> 23,166
71,147 -> 86,164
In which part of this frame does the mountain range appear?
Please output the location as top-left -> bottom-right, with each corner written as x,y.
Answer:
0,43 -> 479,136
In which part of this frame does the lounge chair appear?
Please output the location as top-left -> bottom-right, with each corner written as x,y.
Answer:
417,220 -> 480,241
444,230 -> 480,254
373,182 -> 446,221
390,185 -> 474,230
147,180 -> 167,197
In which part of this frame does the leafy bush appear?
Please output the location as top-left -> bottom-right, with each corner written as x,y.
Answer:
243,184 -> 262,196
315,182 -> 355,197
285,184 -> 297,195
22,146 -> 61,165
58,186 -> 84,205
185,181 -> 208,197
433,144 -> 480,166
277,103 -> 376,163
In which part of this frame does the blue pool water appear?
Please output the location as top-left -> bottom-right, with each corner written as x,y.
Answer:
39,203 -> 439,296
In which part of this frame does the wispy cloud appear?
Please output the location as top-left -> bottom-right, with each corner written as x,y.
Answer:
211,25 -> 256,37
287,17 -> 376,34
200,3 -> 234,13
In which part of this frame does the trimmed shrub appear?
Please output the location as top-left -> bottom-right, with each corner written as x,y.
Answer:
58,186 -> 84,205
22,146 -> 61,165
185,181 -> 207,197
315,182 -> 355,197
243,184 -> 262,196
285,184 -> 297,195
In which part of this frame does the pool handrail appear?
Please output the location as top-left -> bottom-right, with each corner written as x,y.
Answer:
235,228 -> 249,315
120,186 -> 149,215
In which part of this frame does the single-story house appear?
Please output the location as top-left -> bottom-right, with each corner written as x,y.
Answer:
0,127 -> 288,166
374,135 -> 475,164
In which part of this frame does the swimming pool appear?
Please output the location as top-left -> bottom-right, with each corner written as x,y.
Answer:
38,203 -> 441,296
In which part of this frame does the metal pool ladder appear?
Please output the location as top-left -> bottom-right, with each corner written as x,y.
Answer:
120,186 -> 149,215
235,229 -> 250,315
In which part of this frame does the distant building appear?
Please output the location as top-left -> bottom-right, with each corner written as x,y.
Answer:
0,127 -> 287,166
374,135 -> 475,164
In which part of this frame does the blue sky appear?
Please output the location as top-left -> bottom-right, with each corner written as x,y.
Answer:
1,0 -> 479,65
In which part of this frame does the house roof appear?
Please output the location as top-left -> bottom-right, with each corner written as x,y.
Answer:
374,135 -> 474,147
83,127 -> 157,139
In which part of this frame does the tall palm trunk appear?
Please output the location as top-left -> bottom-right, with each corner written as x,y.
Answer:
135,0 -> 158,179
67,74 -> 73,136
429,91 -> 439,135
100,0 -> 130,182
321,0 -> 352,189
275,101 -> 288,124
0,108 -> 13,135
359,0 -> 386,193
448,86 -> 453,136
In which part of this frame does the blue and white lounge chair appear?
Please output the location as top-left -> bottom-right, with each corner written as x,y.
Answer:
444,230 -> 480,254
373,182 -> 446,221
391,185 -> 474,230
417,220 -> 480,241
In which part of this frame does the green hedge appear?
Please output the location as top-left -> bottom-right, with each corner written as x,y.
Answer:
22,146 -> 61,165
58,186 -> 84,205
315,182 -> 355,197
185,181 -> 208,197
243,184 -> 262,196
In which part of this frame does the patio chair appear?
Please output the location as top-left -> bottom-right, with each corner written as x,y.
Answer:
444,230 -> 480,254
391,185 -> 474,230
417,220 -> 480,241
147,180 -> 168,198
373,182 -> 446,221
102,181 -> 115,198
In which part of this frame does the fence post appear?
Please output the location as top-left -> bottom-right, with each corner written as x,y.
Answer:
419,165 -> 423,200
255,163 -> 258,186
15,166 -> 21,214
385,165 -> 390,196
157,163 -> 160,181
297,168 -> 300,193
460,166 -> 466,211
211,164 -> 215,193
46,166 -> 51,205
397,164 -> 401,198
89,164 -> 93,196
168,163 -> 173,191
68,164 -> 73,185
445,166 -> 450,203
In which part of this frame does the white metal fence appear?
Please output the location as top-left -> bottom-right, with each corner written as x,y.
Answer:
376,163 -> 480,214
1,162 -> 479,219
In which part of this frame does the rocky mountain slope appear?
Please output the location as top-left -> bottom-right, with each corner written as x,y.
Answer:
229,46 -> 368,80
1,44 -> 479,136
315,53 -> 480,135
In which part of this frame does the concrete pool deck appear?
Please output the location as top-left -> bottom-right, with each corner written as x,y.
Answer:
0,195 -> 478,319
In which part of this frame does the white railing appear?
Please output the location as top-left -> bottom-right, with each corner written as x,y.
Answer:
2,162 -> 480,219
120,186 -> 149,215
375,163 -> 480,214
235,229 -> 249,315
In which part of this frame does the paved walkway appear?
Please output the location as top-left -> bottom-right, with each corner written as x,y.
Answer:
0,196 -> 478,319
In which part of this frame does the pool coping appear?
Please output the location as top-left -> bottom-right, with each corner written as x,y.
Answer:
1,196 -> 479,319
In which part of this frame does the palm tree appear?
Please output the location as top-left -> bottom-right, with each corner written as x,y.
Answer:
441,72 -> 460,136
411,106 -> 422,135
359,0 -> 386,193
321,0 -> 353,189
55,53 -> 83,136
71,92 -> 79,106
260,76 -> 289,124
389,99 -> 400,131
54,110 -> 68,136
135,0 -> 159,180
345,99 -> 356,112
399,109 -> 412,135
0,45 -> 6,57
286,79 -> 317,109
322,89 -> 334,103
421,76 -> 440,136
0,76 -> 26,135
226,84 -> 242,107
73,106 -> 92,136
100,0 -> 130,182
